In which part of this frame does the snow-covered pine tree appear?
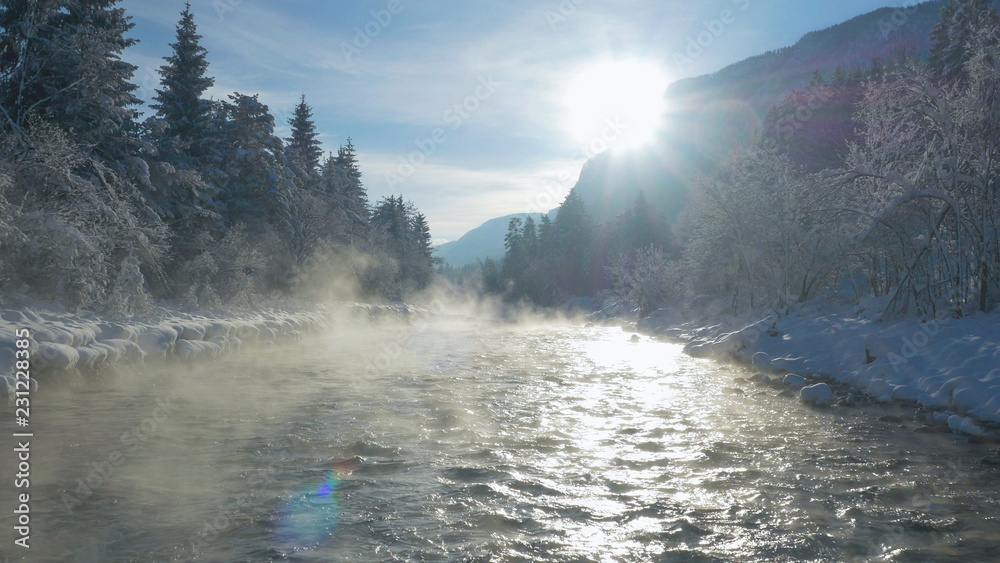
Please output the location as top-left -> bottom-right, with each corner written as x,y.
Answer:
213,92 -> 292,228
286,94 -> 323,184
367,195 -> 436,295
0,0 -> 173,310
929,0 -> 1000,83
0,0 -> 142,163
551,188 -> 595,297
151,2 -> 215,164
410,212 -> 435,289
333,139 -> 369,222
499,217 -> 525,288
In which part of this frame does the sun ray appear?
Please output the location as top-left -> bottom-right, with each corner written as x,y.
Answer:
564,60 -> 669,153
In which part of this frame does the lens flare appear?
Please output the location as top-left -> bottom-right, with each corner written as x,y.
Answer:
273,458 -> 360,551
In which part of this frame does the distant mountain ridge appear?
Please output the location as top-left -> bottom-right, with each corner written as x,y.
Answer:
574,1 -> 946,223
435,213 -> 543,266
439,2 -> 950,265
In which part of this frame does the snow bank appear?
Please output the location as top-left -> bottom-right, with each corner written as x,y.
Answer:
783,373 -> 807,389
640,300 -> 1000,438
0,302 -> 414,401
800,383 -> 835,407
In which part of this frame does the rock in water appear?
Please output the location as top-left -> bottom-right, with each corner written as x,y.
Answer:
752,351 -> 771,371
783,373 -> 807,389
800,383 -> 835,407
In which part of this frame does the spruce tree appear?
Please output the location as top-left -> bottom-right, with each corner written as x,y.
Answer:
214,93 -> 291,227
152,2 -> 214,162
410,212 -> 435,288
286,94 -> 322,178
625,191 -> 669,252
929,0 -> 1000,83
333,139 -> 369,221
0,0 -> 142,162
522,216 -> 538,256
552,189 -> 595,296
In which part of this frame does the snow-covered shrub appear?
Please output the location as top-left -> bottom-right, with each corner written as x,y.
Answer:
609,246 -> 679,317
0,123 -> 168,311
679,147 -> 843,314
832,42 -> 1000,318
0,161 -> 26,297
361,245 -> 403,301
105,255 -> 151,319
293,243 -> 374,302
177,224 -> 266,308
12,211 -> 112,311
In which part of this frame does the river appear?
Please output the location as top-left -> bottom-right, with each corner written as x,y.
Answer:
3,317 -> 1000,562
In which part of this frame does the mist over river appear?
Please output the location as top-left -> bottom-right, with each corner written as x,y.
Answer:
3,317 -> 1000,562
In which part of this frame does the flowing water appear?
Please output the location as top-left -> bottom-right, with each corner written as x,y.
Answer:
3,318 -> 1000,562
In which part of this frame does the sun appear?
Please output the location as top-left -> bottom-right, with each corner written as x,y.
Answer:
564,60 -> 669,153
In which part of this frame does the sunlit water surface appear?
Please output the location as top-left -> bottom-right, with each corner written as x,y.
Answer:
3,319 -> 1000,562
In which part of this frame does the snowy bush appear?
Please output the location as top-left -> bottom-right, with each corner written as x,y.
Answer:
680,147 -> 843,314
830,43 -> 1000,318
0,124 -> 168,312
609,246 -> 679,317
0,162 -> 25,297
105,255 -> 152,319
13,211 -> 112,311
177,224 -> 266,308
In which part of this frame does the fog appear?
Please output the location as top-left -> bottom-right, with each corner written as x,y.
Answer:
0,293 -> 585,560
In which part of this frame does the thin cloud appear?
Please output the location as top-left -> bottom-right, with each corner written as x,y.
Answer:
120,0 -> 905,239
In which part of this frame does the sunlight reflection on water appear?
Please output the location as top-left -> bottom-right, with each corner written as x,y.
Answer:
4,321 -> 1000,561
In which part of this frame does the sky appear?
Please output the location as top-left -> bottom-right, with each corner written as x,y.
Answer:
119,0 -> 916,242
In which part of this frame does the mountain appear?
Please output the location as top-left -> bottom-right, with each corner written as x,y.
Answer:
573,1 -> 945,223
435,213 -> 544,267
440,2 -> 949,263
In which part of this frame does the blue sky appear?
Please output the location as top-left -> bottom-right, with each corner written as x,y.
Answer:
120,0 -> 915,242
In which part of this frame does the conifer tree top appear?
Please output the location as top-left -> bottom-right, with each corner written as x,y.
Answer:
286,94 -> 323,174
152,2 -> 214,126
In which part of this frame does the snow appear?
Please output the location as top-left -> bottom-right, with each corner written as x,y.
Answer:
640,299 -> 1000,438
0,302 -> 414,401
800,383 -> 835,407
0,376 -> 13,398
751,351 -> 771,370
37,342 -> 79,371
783,373 -> 807,389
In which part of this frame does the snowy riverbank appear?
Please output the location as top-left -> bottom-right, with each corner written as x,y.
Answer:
0,301 -> 415,400
629,300 -> 1000,439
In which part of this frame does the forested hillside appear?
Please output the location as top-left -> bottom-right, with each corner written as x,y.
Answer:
573,1 -> 947,223
0,1 -> 435,314
491,0 -> 1000,321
